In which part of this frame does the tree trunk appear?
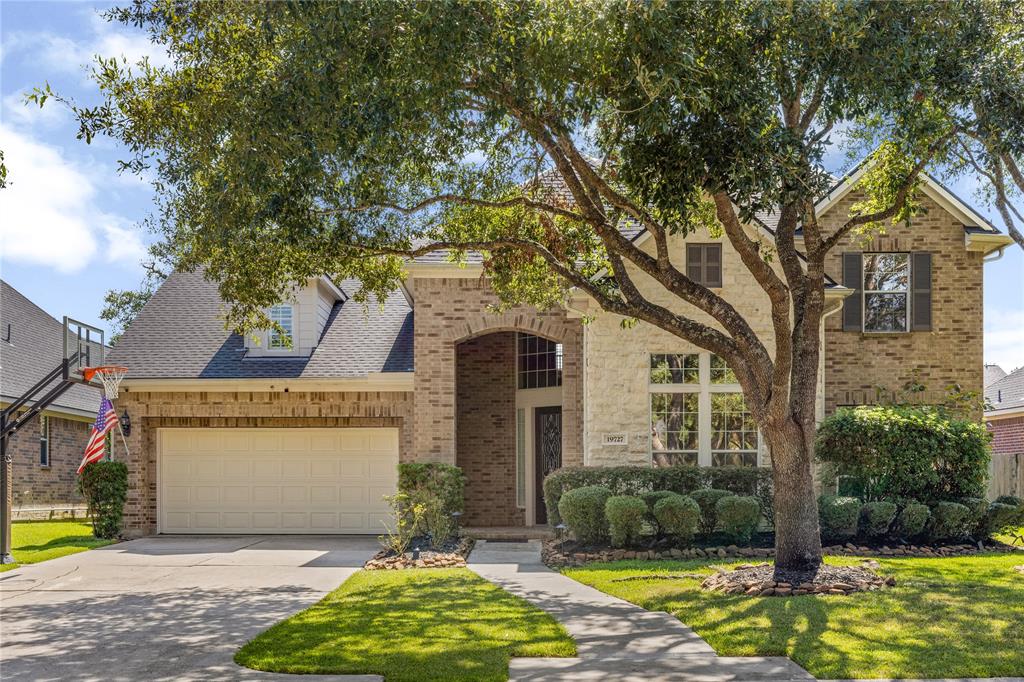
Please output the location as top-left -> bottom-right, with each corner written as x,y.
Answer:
764,419 -> 822,573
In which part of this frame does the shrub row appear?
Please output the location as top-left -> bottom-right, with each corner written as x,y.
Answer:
558,484 -> 762,548
818,494 -> 1024,544
544,465 -> 773,526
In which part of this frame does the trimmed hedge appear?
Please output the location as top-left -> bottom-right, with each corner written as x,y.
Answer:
78,460 -> 128,539
928,501 -> 973,542
860,501 -> 898,539
653,494 -> 700,544
985,500 -> 1024,535
641,490 -> 677,535
818,495 -> 860,541
894,502 -> 930,538
543,465 -> 771,525
558,486 -> 611,544
815,406 -> 990,506
605,495 -> 647,548
716,495 -> 761,544
691,488 -> 734,535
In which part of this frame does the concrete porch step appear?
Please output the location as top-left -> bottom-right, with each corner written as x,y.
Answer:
461,526 -> 554,540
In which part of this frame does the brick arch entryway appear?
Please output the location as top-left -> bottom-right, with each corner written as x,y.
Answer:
410,277 -> 584,526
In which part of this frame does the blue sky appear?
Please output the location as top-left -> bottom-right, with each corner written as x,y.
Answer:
2,1 -> 1023,371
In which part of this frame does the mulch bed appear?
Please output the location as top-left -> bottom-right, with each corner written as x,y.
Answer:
364,536 -> 475,570
543,537 -> 1021,568
701,561 -> 894,597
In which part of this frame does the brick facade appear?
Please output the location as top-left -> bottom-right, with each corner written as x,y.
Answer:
455,332 -> 524,526
116,390 -> 412,537
822,189 -> 984,414
8,412 -> 89,508
411,277 -> 584,467
989,415 -> 1024,456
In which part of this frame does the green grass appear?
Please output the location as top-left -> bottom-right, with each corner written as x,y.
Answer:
235,567 -> 575,681
994,525 -> 1024,546
567,553 -> 1024,680
0,519 -> 112,572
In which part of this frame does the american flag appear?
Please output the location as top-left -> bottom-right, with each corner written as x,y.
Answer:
77,397 -> 120,474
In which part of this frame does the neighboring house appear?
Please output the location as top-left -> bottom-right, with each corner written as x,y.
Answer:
107,167 -> 1013,537
0,280 -> 101,514
985,365 -> 1024,455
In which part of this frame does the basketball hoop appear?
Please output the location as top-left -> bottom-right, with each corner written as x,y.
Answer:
82,365 -> 128,399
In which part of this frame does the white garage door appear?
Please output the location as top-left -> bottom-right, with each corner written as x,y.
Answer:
158,428 -> 398,534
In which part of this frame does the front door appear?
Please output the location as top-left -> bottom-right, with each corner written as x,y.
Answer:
534,406 -> 562,524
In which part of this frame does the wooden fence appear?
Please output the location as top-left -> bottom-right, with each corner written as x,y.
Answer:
988,453 -> 1024,500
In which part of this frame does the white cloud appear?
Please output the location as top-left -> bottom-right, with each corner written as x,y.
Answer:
4,9 -> 171,82
985,309 -> 1024,373
0,124 -> 143,274
2,90 -> 68,130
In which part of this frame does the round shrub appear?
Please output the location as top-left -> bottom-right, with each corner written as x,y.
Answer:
558,485 -> 612,545
78,460 -> 128,539
860,501 -> 898,538
927,501 -> 973,542
690,488 -> 734,535
605,495 -> 648,548
894,502 -> 930,538
653,494 -> 700,544
995,494 -> 1023,508
715,495 -> 761,545
958,497 -> 989,538
983,501 -> 1024,536
641,490 -> 677,534
818,495 -> 860,541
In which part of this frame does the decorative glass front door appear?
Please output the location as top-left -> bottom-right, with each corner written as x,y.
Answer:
534,406 -> 562,524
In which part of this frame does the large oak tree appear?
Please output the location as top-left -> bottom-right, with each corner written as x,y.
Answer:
48,0 -> 1022,571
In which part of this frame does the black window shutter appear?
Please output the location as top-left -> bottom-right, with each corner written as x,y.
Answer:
705,244 -> 723,287
686,244 -> 703,283
911,251 -> 932,331
842,252 -> 863,332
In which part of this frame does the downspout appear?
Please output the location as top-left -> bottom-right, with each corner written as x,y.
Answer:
983,245 -> 1007,263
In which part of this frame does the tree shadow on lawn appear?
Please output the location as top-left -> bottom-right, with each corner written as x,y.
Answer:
571,555 -> 1024,679
236,569 -> 575,682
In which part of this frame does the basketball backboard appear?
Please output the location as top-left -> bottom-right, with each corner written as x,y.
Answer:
62,316 -> 105,382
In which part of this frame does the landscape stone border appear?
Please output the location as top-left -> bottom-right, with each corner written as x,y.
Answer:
364,537 -> 475,570
542,538 -> 1022,567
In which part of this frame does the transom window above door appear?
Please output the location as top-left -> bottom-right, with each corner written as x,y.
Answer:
517,333 -> 562,390
649,352 -> 759,468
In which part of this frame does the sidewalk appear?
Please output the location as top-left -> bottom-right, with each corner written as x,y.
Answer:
468,540 -> 813,682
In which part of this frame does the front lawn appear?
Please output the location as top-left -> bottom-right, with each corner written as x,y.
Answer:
0,519 -> 112,573
235,567 -> 575,681
567,553 -> 1024,680
994,525 -> 1023,546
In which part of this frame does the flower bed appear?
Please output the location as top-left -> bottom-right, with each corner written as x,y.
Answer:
542,537 -> 1021,567
365,536 -> 475,570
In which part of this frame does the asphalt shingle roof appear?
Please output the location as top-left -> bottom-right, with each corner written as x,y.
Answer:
0,280 -> 101,415
107,270 -> 413,380
986,365 -> 1024,416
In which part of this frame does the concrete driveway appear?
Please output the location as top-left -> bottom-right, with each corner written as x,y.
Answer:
0,535 -> 382,682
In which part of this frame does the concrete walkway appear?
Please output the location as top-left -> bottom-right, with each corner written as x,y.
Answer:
468,540 -> 814,682
0,536 -> 382,682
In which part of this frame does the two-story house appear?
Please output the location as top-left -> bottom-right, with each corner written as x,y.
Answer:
106,167 -> 1013,537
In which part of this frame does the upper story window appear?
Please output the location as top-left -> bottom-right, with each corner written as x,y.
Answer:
517,333 -> 562,390
650,352 -> 759,468
39,415 -> 50,467
267,304 -> 294,349
863,253 -> 909,333
685,243 -> 723,288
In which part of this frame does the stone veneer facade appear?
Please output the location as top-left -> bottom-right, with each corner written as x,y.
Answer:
116,390 -> 412,536
8,413 -> 90,508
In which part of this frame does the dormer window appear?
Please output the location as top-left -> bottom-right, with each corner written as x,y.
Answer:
267,305 -> 293,349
